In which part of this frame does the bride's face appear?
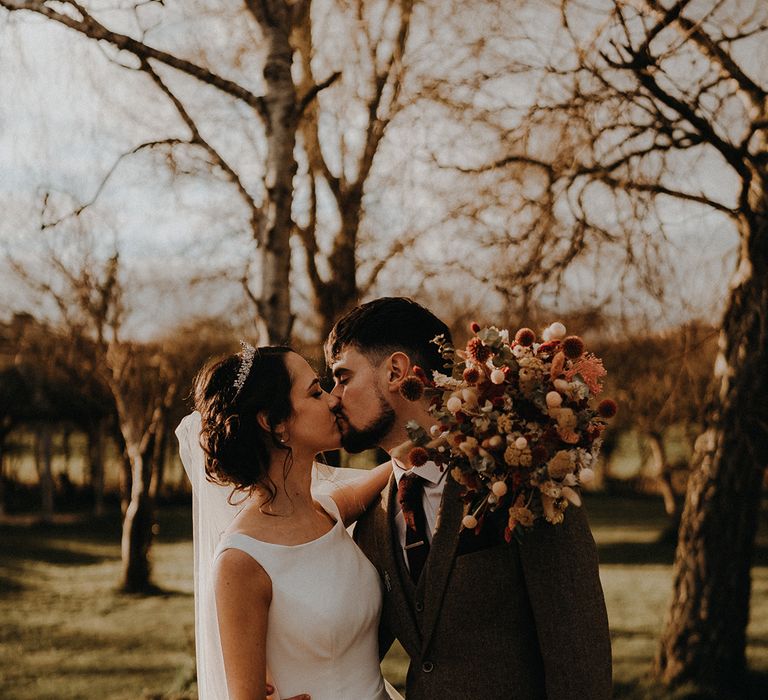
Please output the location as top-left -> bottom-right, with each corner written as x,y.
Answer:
283,352 -> 341,454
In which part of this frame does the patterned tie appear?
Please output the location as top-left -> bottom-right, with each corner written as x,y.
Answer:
397,473 -> 431,583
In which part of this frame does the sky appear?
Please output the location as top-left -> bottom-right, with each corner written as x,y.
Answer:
0,0 -> 744,341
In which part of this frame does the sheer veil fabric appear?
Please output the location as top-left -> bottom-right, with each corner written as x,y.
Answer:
176,412 -> 403,700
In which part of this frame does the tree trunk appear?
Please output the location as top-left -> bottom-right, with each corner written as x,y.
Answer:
654,210 -> 768,693
34,425 -> 55,523
87,420 -> 106,517
120,439 -> 156,593
148,417 -> 168,502
119,444 -> 132,517
646,430 -> 678,517
256,1 -> 298,344
0,438 -> 6,517
61,424 -> 72,475
316,206 -> 361,339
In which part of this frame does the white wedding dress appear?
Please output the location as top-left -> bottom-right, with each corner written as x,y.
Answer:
215,494 -> 390,700
177,412 -> 402,700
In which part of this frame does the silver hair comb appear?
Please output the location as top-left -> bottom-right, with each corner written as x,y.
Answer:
233,341 -> 256,397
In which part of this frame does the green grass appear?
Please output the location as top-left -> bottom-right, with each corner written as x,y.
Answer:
1,496 -> 767,699
0,510 -> 196,700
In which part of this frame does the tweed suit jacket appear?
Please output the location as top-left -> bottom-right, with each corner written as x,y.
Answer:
354,467 -> 612,700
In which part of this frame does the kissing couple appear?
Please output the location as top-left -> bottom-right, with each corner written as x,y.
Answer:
176,297 -> 612,700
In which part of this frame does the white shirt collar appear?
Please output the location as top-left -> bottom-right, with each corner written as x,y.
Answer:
392,457 -> 447,487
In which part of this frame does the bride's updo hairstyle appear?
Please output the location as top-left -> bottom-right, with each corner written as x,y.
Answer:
194,346 -> 293,499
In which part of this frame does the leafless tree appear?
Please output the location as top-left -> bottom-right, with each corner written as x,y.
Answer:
8,207 -> 180,592
0,0 -> 426,340
431,0 -> 767,692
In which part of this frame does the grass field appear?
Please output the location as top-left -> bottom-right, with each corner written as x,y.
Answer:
1,495 -> 767,699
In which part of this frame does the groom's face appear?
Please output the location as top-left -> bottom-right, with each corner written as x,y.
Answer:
330,346 -> 396,453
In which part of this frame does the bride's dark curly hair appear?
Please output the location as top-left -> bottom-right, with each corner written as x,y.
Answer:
193,346 -> 294,502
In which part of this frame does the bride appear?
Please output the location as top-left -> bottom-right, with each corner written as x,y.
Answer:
177,344 -> 402,700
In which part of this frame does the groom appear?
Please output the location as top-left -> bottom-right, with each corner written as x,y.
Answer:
325,297 -> 612,699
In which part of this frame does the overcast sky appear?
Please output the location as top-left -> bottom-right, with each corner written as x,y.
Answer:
0,1 -> 741,340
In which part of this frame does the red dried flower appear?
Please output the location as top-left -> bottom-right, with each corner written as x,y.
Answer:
466,337 -> 492,362
561,335 -> 585,359
409,447 -> 430,467
536,341 -> 560,355
449,432 -> 466,448
470,321 -> 481,333
399,376 -> 424,401
515,328 -> 536,346
463,366 -> 481,384
597,398 -> 618,418
587,425 -> 604,441
412,365 -> 429,384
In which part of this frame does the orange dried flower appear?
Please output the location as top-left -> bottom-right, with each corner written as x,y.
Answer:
565,353 -> 607,394
399,376 -> 424,401
550,351 -> 565,379
597,398 -> 618,418
408,447 -> 430,467
561,335 -> 585,359
463,367 -> 480,384
466,337 -> 491,362
515,328 -> 536,346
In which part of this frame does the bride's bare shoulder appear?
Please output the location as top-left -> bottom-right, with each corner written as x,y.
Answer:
214,547 -> 272,600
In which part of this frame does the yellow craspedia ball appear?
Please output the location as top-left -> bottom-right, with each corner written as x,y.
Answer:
492,481 -> 508,497
446,396 -> 463,413
462,514 -> 478,529
546,391 -> 563,408
490,368 -> 506,384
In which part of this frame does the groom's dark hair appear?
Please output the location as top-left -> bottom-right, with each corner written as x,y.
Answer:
325,297 -> 452,376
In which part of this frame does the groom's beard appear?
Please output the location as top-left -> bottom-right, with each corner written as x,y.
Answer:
336,391 -> 396,454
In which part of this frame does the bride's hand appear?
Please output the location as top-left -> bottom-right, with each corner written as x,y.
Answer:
331,461 -> 393,526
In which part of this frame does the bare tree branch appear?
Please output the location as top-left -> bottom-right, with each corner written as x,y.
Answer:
0,0 -> 269,120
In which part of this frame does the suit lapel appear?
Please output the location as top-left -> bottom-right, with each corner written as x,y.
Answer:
377,472 -> 422,658
419,472 -> 464,653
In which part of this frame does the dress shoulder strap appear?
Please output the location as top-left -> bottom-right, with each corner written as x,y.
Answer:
314,492 -> 342,522
215,532 -> 267,564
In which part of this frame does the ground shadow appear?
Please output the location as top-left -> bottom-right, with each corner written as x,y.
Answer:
0,574 -> 24,595
614,670 -> 768,700
598,541 -> 677,565
599,540 -> 768,566
0,505 -> 192,546
118,584 -> 193,599
0,537 -> 114,566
